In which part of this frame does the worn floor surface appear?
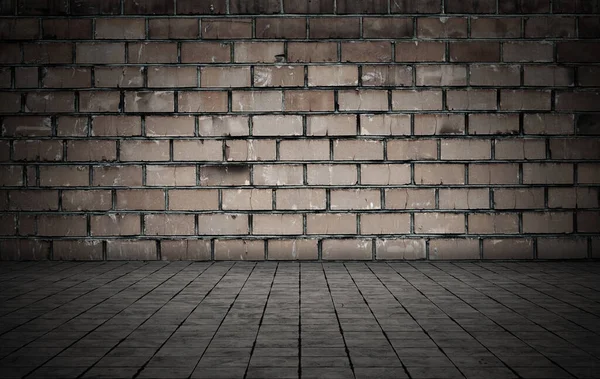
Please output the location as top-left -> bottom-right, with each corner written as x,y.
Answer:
0,261 -> 599,378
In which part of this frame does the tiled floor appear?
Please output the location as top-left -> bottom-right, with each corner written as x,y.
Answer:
0,261 -> 599,379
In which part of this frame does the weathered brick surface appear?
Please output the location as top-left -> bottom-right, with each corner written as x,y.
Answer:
0,3 -> 597,261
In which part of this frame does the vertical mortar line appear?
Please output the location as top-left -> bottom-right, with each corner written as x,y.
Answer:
479,238 -> 483,259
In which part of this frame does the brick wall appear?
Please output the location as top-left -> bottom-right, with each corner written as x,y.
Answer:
0,0 -> 599,261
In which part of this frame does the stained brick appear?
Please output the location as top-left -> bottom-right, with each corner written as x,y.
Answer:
524,114 -> 574,135
391,0 -> 441,13
523,163 -> 573,184
360,114 -> 411,135
285,90 -> 335,111
254,66 -> 304,87
469,114 -> 519,135
363,17 -> 413,38
145,214 -> 195,236
387,140 -> 437,161
429,238 -> 479,259
322,239 -> 372,260
416,65 -> 467,86
415,213 -> 465,234
178,91 -> 228,112
418,17 -> 468,38
341,41 -> 392,63
471,17 -> 521,38
309,17 -> 360,39
330,189 -> 381,210
415,163 -> 465,185
385,188 -> 436,209
392,90 -> 443,110
161,240 -> 211,261
537,238 -> 587,259
468,163 -> 519,184
414,114 -> 465,135
149,18 -> 199,39
128,42 -> 178,63
181,42 -> 231,63
395,41 -> 446,62
288,42 -> 338,63
225,140 -> 276,161
253,214 -> 303,235
107,240 -> 157,260
256,18 -> 306,39
268,240 -> 318,260
198,214 -> 248,235
504,41 -> 553,62
376,239 -> 426,260
214,239 -> 263,260
146,165 -> 196,186
306,164 -> 357,185
523,212 -> 573,234
91,214 -> 140,236
483,239 -> 533,259
446,0 -> 496,13
223,189 -> 272,210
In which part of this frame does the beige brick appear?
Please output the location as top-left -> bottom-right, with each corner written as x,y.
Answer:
121,140 -> 170,162
307,115 -> 356,136
107,240 -> 157,260
254,164 -> 304,185
306,214 -> 357,235
62,190 -> 111,211
495,139 -> 546,160
200,67 -> 250,88
92,165 -> 143,186
254,66 -> 304,87
225,140 -> 276,161
116,189 -> 165,210
199,116 -> 249,137
523,212 -> 573,233
168,189 -> 219,211
416,65 -> 467,86
146,165 -> 196,187
214,239 -> 263,260
414,114 -> 465,135
222,189 -> 272,210
387,140 -> 437,160
342,41 -> 392,63
280,140 -> 329,161
199,165 -> 251,186
447,89 -> 497,110
441,140 -> 491,160
494,188 -> 544,209
178,91 -> 228,112
501,89 -> 552,111
322,239 -> 372,260
276,189 -> 326,210
468,163 -> 519,185
537,238 -> 587,259
253,214 -> 303,235
90,214 -> 140,236
361,213 -> 410,234
253,115 -> 303,136
361,65 -> 413,86
173,140 -> 223,161
145,116 -> 195,137
331,189 -> 380,210
395,41 -> 446,62
523,163 -> 573,184
524,114 -> 574,135
360,114 -> 410,136
144,214 -> 195,236
361,164 -> 411,185
307,164 -> 357,185
181,41 -> 230,63
468,213 -> 519,234
66,140 -> 116,162
439,189 -> 489,209
376,239 -> 426,260
232,91 -> 283,112
287,42 -> 338,63
334,140 -> 383,160
124,91 -> 174,113
385,188 -> 435,210
53,240 -> 103,261
469,64 -> 521,86
308,65 -> 358,86
198,214 -> 248,235
483,239 -> 533,259
429,238 -> 480,259
548,187 -> 599,209
161,240 -> 211,261
285,90 -> 335,111
469,114 -> 519,135
392,90 -> 443,110
415,163 -> 465,185
415,213 -> 465,234
147,66 -> 197,88
268,240 -> 318,260
339,90 -> 389,111
234,42 -> 284,63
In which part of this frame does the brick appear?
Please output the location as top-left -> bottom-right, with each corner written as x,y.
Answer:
523,163 -> 573,184
120,140 -> 170,162
76,42 -> 124,64
385,188 -> 436,210
548,187 -> 599,209
391,0 -> 441,13
469,64 -> 521,87
149,18 -> 199,39
450,42 -> 500,62
254,66 -> 304,87
283,0 -> 333,13
148,66 -> 197,88
230,0 -> 280,13
128,42 -> 177,63
199,116 -> 249,136
287,42 -> 338,63
0,43 -> 20,64
578,66 -> 600,87
363,17 -> 413,38
41,67 -> 90,89
578,211 -> 600,233
146,165 -> 196,186
501,90 -> 551,111
469,213 -> 518,234
43,19 -> 92,39
15,67 -> 38,88
92,165 -> 143,186
441,140 -> 491,160
524,114 -> 574,135
25,42 -> 73,63
579,164 -> 600,184
94,66 -> 144,88
392,90 -> 443,110
308,66 -> 358,87
62,190 -> 112,211
91,116 -> 141,137
524,66 -> 573,87
285,90 -> 335,111
338,90 -> 388,111
79,91 -> 120,112
0,92 -> 20,114
256,17 -> 306,38
342,41 -> 392,63
253,115 -> 302,136
53,240 -> 103,261
483,239 -> 533,259
0,141 -> 9,161
469,163 -> 519,184
387,140 -> 437,160
173,140 -> 222,161
446,0 -> 495,13
469,114 -> 519,135
577,114 -> 600,135
202,19 -> 252,39
361,164 -> 411,185
579,17 -> 600,38
322,239 -> 372,260
429,238 -> 479,259
362,213 -> 410,234
309,17 -> 360,38
415,213 -> 465,234
0,166 -> 23,186
0,18 -> 38,39
523,212 -> 573,234
334,140 -> 383,161
418,17 -> 467,38
198,214 -> 248,235
125,91 -> 174,113
415,163 -> 464,185
71,0 -> 120,14
38,215 -> 86,237
56,116 -> 87,137
307,164 -> 357,185
0,239 -> 50,260
116,189 -> 165,210
554,0 -> 600,13
254,164 -> 303,185
0,68 -> 9,88
306,214 -> 356,235
2,116 -> 52,137
145,115 -> 194,137
494,188 -> 544,210
232,91 -> 283,112
177,0 -> 226,14
416,65 -> 467,86
537,238 -> 587,259
40,165 -> 88,187
178,91 -> 227,112
67,140 -> 116,162
414,114 -> 465,135
336,0 -> 386,13
90,214 -> 140,236
181,42 -> 231,63
222,189 -> 272,210
330,189 -> 380,210
268,240 -> 318,260
361,65 -> 413,87
225,140 -> 276,161
234,42 -> 284,63
95,18 -> 145,39
440,189 -> 489,209
214,239 -> 263,260
8,190 -> 58,210
168,189 -> 219,210
253,214 -> 302,235
496,139 -> 546,160
276,189 -> 325,210
556,91 -> 600,111
161,240 -> 211,261
360,114 -> 410,136
395,41 -> 445,62
499,0 -> 549,13
145,214 -> 194,236
123,0 -> 174,14
504,42 -> 553,62
549,138 -> 600,160
13,140 -> 62,161
375,239 -> 426,260
107,240 -> 157,260
24,91 -> 73,113
471,17 -> 521,38
525,17 -> 575,38
447,89 -> 497,110
200,165 -> 251,186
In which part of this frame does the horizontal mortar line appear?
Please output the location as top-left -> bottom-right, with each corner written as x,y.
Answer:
3,210 -> 592,215
1,159 -> 597,164
5,62 -> 600,67
2,37 -> 590,42
2,13 -> 600,17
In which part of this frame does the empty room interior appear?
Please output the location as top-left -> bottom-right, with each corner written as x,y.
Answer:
0,0 -> 599,378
